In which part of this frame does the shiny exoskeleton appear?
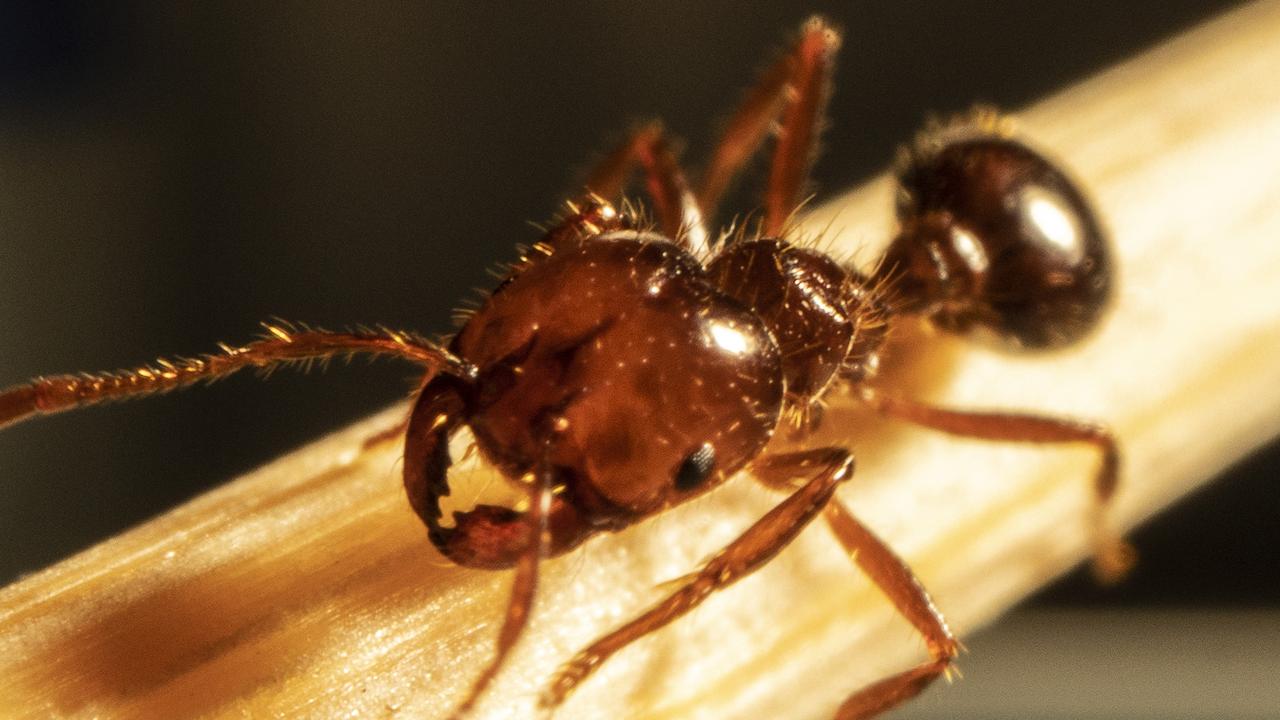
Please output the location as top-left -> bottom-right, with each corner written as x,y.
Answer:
884,113 -> 1112,349
0,18 -> 1131,720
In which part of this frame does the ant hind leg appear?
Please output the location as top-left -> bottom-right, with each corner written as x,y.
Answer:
858,385 -> 1135,582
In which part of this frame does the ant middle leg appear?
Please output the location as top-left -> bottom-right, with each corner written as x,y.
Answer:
857,386 -> 1135,582
698,16 -> 840,234
539,447 -> 853,710
755,449 -> 960,719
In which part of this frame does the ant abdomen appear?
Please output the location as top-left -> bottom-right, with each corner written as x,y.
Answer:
880,117 -> 1112,349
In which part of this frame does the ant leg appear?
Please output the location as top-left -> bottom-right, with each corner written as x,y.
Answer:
858,386 -> 1135,582
825,500 -> 961,719
359,415 -> 410,450
585,122 -> 710,255
756,451 -> 959,719
539,447 -> 853,710
0,322 -> 464,432
444,460 -> 555,720
698,17 -> 840,234
401,380 -> 592,716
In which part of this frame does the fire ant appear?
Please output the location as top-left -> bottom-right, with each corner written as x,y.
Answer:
0,17 -> 1132,720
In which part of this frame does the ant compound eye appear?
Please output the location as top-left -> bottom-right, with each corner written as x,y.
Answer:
674,443 -> 716,491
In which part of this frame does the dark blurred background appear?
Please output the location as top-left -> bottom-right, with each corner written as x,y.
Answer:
0,0 -> 1273,619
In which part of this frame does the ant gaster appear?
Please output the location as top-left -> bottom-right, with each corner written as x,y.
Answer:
0,18 -> 1132,720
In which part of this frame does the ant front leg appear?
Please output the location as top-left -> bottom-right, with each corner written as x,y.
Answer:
756,449 -> 960,720
825,500 -> 961,719
401,378 -> 593,717
359,415 -> 411,450
0,322 -> 461,431
447,463 -> 554,720
585,121 -> 710,255
857,386 -> 1135,582
539,447 -> 853,710
698,16 -> 840,234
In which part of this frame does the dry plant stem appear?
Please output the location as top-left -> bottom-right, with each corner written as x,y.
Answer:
3,3 -> 1280,718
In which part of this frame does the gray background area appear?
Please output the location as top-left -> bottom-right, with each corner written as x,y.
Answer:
1,0 -> 1274,685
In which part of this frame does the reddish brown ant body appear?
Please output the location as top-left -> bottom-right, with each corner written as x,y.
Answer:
0,18 -> 1131,720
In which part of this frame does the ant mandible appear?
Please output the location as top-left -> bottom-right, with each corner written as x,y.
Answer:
0,17 -> 1133,720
